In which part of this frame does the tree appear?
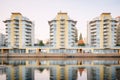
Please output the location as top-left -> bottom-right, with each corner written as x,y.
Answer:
79,33 -> 83,40
39,40 -> 44,46
78,33 -> 85,46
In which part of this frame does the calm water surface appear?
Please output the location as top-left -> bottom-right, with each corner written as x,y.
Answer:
0,58 -> 120,80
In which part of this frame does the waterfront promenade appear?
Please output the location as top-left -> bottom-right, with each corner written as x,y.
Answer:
0,53 -> 120,58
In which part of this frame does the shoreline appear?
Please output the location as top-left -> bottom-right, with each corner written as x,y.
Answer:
0,53 -> 120,58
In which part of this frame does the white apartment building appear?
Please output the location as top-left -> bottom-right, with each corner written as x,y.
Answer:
4,13 -> 34,48
87,13 -> 118,53
48,12 -> 78,53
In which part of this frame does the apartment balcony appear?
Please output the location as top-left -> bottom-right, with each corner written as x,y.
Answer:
25,27 -> 31,30
50,30 -> 54,33
60,44 -> 65,47
104,18 -> 110,22
14,29 -> 19,32
71,30 -> 75,33
22,20 -> 32,24
103,29 -> 109,32
14,43 -> 19,47
49,23 -> 54,27
26,40 -> 31,43
91,42 -> 96,44
90,22 -> 96,26
14,36 -> 19,39
103,29 -> 109,33
60,35 -> 64,37
60,37 -> 65,40
60,22 -> 65,25
103,22 -> 109,26
26,37 -> 31,40
15,42 -> 19,44
13,23 -> 19,27
103,26 -> 109,29
60,45 -> 65,48
3,19 -> 11,23
50,26 -> 54,29
60,38 -> 65,42
90,29 -> 96,33
6,31 -> 8,33
50,33 -> 54,36
13,18 -> 19,21
70,34 -> 74,37
104,45 -> 109,48
25,31 -> 31,34
60,33 -> 65,35
104,40 -> 109,44
60,26 -> 65,29
50,36 -> 54,40
89,21 -> 94,24
91,33 -> 96,36
60,39 -> 65,42
25,23 -> 32,27
104,33 -> 109,36
60,41 -> 65,44
60,29 -> 65,32
60,18 -> 65,21
14,26 -> 19,29
90,28 -> 96,31
14,29 -> 19,33
104,36 -> 109,39
71,23 -> 75,26
90,26 -> 96,30
50,35 -> 54,38
111,19 -> 117,22
25,42 -> 30,44
50,39 -> 54,43
91,39 -> 96,42
5,24 -> 8,26
25,35 -> 31,38
26,39 -> 31,42
14,32 -> 19,35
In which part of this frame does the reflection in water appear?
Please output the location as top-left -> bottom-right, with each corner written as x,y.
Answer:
77,68 -> 87,80
34,68 -> 50,80
0,59 -> 120,80
0,66 -> 6,80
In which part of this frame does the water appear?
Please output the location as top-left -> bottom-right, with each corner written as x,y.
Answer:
0,58 -> 120,80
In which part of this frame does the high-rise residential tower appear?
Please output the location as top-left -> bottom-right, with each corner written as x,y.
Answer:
87,13 -> 118,53
88,13 -> 117,48
4,13 -> 34,48
48,12 -> 77,53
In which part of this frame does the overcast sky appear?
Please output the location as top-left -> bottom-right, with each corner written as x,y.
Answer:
0,0 -> 120,42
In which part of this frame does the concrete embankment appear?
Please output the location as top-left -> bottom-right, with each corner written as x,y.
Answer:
0,53 -> 120,58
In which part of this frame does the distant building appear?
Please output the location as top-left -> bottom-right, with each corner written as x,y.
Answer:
48,12 -> 78,53
0,33 -> 5,46
87,13 -> 118,53
116,16 -> 120,46
4,13 -> 34,48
